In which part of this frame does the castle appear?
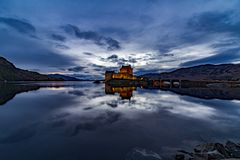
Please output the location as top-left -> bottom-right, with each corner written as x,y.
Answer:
105,65 -> 137,81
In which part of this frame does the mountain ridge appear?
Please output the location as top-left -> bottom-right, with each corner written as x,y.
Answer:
142,63 -> 240,81
0,56 -> 62,81
48,74 -> 80,81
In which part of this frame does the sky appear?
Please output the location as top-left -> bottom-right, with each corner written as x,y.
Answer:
0,0 -> 240,79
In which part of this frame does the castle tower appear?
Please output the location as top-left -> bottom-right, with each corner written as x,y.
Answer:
105,71 -> 114,82
119,65 -> 133,75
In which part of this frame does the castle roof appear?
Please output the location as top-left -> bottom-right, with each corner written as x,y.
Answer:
105,71 -> 114,73
121,65 -> 132,69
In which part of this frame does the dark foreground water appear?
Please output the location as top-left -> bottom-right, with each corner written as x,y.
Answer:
0,82 -> 240,160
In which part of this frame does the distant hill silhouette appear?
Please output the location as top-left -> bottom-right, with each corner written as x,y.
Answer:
143,64 -> 240,81
0,56 -> 62,81
48,74 -> 80,81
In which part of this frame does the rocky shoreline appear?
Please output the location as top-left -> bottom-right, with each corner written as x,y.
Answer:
176,141 -> 240,160
125,141 -> 240,160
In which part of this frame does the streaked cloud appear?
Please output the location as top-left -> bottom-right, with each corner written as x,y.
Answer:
62,24 -> 121,51
0,17 -> 35,35
0,0 -> 240,77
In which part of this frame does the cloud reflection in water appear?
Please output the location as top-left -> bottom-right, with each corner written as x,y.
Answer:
1,82 -> 240,160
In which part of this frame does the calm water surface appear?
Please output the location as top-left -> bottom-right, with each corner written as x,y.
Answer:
0,82 -> 240,160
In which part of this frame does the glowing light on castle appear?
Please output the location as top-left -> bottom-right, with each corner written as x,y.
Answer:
105,65 -> 137,81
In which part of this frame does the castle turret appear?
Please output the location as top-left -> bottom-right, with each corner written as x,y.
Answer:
119,65 -> 133,75
105,71 -> 114,82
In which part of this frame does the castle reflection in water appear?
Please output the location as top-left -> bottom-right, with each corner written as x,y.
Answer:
105,65 -> 140,100
105,84 -> 136,100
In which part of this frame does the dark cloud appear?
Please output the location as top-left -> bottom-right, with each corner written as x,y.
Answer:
188,11 -> 240,35
62,24 -> 121,50
83,52 -> 93,56
0,31 -> 75,68
181,48 -> 240,67
98,27 -> 130,40
0,17 -> 36,35
107,54 -> 118,60
4,50 -> 75,68
91,64 -> 118,72
54,44 -> 69,49
157,43 -> 177,54
104,37 -> 121,50
68,66 -> 86,72
104,54 -> 137,66
51,34 -> 66,42
128,57 -> 138,63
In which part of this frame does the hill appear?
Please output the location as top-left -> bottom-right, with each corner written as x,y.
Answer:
142,64 -> 240,81
0,56 -> 62,81
48,74 -> 80,81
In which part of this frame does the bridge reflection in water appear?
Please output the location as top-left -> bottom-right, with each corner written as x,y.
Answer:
105,79 -> 240,100
104,79 -> 183,100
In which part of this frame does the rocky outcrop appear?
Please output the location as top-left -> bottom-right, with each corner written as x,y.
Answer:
176,141 -> 240,160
